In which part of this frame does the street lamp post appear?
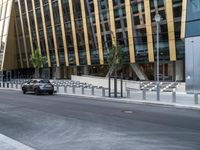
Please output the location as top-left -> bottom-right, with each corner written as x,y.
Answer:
155,14 -> 161,101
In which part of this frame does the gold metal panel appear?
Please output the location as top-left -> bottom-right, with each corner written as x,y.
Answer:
14,16 -> 23,68
58,0 -> 69,66
18,0 -> 29,68
68,0 -> 80,66
24,0 -> 34,55
32,0 -> 42,55
108,0 -> 116,45
181,0 -> 187,39
48,0 -> 60,67
144,0 -> 154,62
39,0 -> 51,67
94,0 -> 104,64
125,0 -> 135,63
80,0 -> 91,65
165,0 -> 176,61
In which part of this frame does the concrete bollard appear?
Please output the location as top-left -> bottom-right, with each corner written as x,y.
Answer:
7,83 -> 9,88
64,86 -> 67,93
81,87 -> 85,95
11,82 -> 13,88
91,86 -> 95,95
127,89 -> 130,98
194,93 -> 198,104
102,88 -> 105,97
16,83 -> 18,89
57,86 -> 59,93
73,86 -> 76,94
142,90 -> 146,100
172,89 -> 176,103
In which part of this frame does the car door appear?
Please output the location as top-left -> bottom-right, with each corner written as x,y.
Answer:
30,80 -> 37,91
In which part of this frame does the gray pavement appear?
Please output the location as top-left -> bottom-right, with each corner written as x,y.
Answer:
0,90 -> 200,150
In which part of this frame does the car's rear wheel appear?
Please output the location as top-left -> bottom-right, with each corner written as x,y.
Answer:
34,88 -> 40,95
22,88 -> 26,94
49,91 -> 53,95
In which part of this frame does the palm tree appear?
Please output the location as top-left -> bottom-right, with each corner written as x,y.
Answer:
30,49 -> 46,78
107,43 -> 123,97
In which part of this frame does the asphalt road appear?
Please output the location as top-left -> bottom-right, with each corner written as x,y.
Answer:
0,90 -> 200,150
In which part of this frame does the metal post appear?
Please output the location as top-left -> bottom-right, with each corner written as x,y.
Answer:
172,89 -> 176,103
142,90 -> 146,100
91,86 -> 94,95
121,74 -> 123,98
102,88 -> 105,97
194,93 -> 198,104
114,76 -> 117,98
82,87 -> 85,95
64,86 -> 67,93
73,86 -> 75,94
127,89 -> 130,98
108,73 -> 111,97
57,85 -> 59,93
155,14 -> 161,101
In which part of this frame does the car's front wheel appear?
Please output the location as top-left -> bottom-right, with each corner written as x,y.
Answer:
49,91 -> 53,95
34,88 -> 40,95
22,88 -> 26,94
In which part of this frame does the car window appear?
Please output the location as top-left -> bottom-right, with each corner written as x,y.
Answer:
39,80 -> 50,83
33,80 -> 38,83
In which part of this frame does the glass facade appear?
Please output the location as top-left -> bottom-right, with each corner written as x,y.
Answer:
0,0 -> 187,80
186,0 -> 200,37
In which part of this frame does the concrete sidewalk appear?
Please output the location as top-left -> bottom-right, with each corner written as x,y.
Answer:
0,134 -> 35,150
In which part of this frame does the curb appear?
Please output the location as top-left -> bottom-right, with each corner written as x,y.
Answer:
1,88 -> 200,111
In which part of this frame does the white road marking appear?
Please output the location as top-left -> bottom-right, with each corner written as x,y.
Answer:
0,134 -> 35,150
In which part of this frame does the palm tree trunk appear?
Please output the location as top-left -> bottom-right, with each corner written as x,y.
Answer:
35,68 -> 40,78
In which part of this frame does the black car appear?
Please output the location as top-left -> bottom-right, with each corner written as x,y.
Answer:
22,79 -> 54,95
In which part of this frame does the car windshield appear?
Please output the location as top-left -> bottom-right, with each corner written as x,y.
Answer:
39,80 -> 50,83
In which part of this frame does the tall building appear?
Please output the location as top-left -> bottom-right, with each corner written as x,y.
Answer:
0,0 -> 186,81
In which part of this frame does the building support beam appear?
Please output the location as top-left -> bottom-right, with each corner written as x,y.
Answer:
58,0 -> 69,66
48,0 -> 60,67
80,0 -> 91,65
181,0 -> 187,39
24,0 -> 34,55
68,0 -> 80,66
14,16 -> 23,68
18,0 -> 29,68
39,0 -> 51,67
165,0 -> 176,61
144,0 -> 154,62
32,0 -> 42,55
94,0 -> 104,64
108,0 -> 116,45
125,0 -> 135,63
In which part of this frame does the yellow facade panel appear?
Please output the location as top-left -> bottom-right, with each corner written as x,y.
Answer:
181,0 -> 187,39
108,0 -> 116,45
94,0 -> 104,64
144,0 -> 154,62
69,0 -> 80,66
48,0 -> 60,67
166,0 -> 176,61
80,0 -> 91,65
58,0 -> 69,66
125,0 -> 135,63
24,0 -> 34,55
39,0 -> 51,67
32,0 -> 42,55
18,0 -> 29,68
